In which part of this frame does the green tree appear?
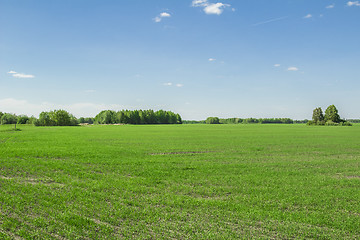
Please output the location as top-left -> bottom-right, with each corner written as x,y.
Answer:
206,117 -> 220,124
34,110 -> 77,126
51,110 -> 72,126
324,105 -> 340,123
94,110 -> 116,124
312,107 -> 324,124
17,115 -> 29,124
176,114 -> 182,124
1,113 -> 17,124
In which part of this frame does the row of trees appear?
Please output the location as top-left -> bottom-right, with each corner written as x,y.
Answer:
1,109 -> 183,126
0,112 -> 37,125
309,105 -> 352,126
203,117 -> 294,124
94,110 -> 182,125
34,110 -> 78,126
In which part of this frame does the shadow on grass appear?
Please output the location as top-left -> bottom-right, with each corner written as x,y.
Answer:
0,128 -> 21,132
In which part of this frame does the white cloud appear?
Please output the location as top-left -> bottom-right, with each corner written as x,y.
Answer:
7,70 -> 35,78
176,84 -> 184,87
192,0 -> 231,15
204,3 -> 230,15
287,67 -> 299,71
163,82 -> 173,86
303,14 -> 312,19
208,58 -> 216,62
274,64 -> 281,67
160,12 -> 171,17
12,73 -> 35,78
154,17 -> 162,23
154,12 -> 171,23
326,4 -> 335,9
347,1 -> 360,6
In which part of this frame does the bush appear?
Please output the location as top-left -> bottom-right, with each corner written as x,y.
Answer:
325,120 -> 339,126
340,121 -> 352,126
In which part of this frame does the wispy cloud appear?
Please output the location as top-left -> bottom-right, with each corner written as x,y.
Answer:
154,17 -> 161,23
252,16 -> 288,26
192,0 -> 232,15
192,0 -> 208,6
13,73 -> 35,78
163,82 -> 183,88
287,67 -> 299,71
84,90 -> 96,93
347,1 -> 360,6
303,14 -> 312,19
274,64 -> 281,67
7,70 -> 35,78
326,4 -> 335,9
208,58 -> 216,62
153,12 -> 171,23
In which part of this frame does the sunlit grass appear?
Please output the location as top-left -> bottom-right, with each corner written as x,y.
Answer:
0,124 -> 359,239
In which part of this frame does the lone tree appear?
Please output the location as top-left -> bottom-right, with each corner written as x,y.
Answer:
324,105 -> 340,123
312,107 -> 324,124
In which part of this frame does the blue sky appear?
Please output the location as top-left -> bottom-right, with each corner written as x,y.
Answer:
1,0 -> 360,120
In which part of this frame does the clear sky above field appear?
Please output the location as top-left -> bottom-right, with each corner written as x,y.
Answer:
1,0 -> 359,120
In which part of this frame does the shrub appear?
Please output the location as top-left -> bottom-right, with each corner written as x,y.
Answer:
325,120 -> 339,126
340,121 -> 352,126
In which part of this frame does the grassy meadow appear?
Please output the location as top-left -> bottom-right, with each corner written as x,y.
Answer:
0,124 -> 359,239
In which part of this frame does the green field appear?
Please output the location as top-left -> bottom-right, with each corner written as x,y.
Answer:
0,124 -> 359,239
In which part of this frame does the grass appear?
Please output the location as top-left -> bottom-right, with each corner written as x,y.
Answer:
0,124 -> 359,239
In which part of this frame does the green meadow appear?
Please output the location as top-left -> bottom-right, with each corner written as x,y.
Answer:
0,124 -> 359,239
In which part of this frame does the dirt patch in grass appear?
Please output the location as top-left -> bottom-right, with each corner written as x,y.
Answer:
0,175 -> 65,187
0,175 -> 12,180
344,175 -> 360,179
149,151 -> 215,155
24,178 -> 65,187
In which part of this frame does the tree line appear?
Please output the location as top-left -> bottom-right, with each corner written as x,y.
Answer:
0,109 -> 182,126
0,112 -> 37,125
0,106 -> 356,126
183,117 -> 295,124
94,110 -> 182,125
